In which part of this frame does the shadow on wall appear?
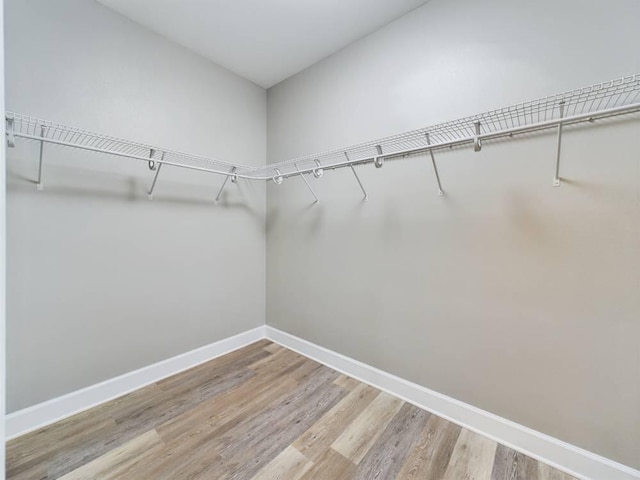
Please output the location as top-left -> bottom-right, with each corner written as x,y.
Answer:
6,164 -> 265,223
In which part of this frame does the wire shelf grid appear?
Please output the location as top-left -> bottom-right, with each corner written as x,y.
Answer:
6,112 -> 259,176
5,74 -> 640,183
249,74 -> 640,179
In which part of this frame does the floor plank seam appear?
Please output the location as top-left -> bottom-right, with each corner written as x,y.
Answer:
7,341 -> 578,480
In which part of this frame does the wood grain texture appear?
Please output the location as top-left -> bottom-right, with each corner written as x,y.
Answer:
353,402 -> 430,480
538,461 -> 578,480
297,448 -> 356,480
333,374 -> 361,391
251,446 -> 313,480
57,429 -> 164,480
443,429 -> 498,480
263,342 -> 284,354
492,443 -> 540,480
7,341 -> 578,480
293,382 -> 379,462
331,391 -> 404,463
396,415 -> 462,480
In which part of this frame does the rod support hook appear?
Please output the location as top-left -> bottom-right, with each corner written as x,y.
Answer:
215,166 -> 238,204
6,114 -> 15,148
148,149 -> 157,170
473,122 -> 482,152
147,151 -> 165,199
374,145 -> 384,168
312,159 -> 324,178
272,168 -> 284,185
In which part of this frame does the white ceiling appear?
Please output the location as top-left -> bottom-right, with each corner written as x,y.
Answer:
96,0 -> 430,88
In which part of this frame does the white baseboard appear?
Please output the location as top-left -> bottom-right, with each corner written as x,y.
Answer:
6,326 -> 266,440
7,324 -> 638,480
264,326 -> 640,480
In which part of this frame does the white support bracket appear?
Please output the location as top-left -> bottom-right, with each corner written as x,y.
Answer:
425,133 -> 444,196
214,166 -> 237,204
6,113 -> 15,147
553,101 -> 566,187
473,121 -> 482,152
295,164 -> 319,203
344,152 -> 368,201
36,125 -> 46,190
147,151 -> 165,200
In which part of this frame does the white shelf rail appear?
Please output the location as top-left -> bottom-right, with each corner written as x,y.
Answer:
256,74 -> 640,191
5,74 -> 640,199
4,112 -> 260,196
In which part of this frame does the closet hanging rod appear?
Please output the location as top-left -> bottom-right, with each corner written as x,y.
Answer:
9,99 -> 639,182
11,131 -> 260,179
8,131 -> 261,179
5,112 -> 259,180
250,74 -> 640,181
261,100 -> 640,181
5,74 -> 640,187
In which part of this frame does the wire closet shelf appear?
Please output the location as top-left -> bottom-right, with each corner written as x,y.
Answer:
5,74 -> 640,197
5,113 -> 260,178
258,74 -> 640,181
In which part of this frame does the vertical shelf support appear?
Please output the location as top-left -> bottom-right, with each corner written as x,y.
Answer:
425,133 -> 444,196
36,125 -> 46,190
553,101 -> 566,187
6,113 -> 15,147
295,164 -> 319,203
344,152 -> 368,201
215,166 -> 237,204
147,151 -> 165,200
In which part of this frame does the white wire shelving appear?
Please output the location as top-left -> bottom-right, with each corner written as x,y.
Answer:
5,74 -> 640,201
4,112 -> 261,198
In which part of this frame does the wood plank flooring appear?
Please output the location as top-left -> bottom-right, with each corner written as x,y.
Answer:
7,340 -> 577,480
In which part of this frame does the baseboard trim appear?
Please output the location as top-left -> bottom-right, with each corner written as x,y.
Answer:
6,326 -> 266,440
7,324 -> 638,480
264,326 -> 640,480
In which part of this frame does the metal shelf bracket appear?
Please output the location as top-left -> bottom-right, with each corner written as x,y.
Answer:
553,101 -> 566,187
295,164 -> 319,203
344,152 -> 368,201
147,151 -> 165,200
36,125 -> 46,190
4,75 -> 640,202
425,133 -> 444,196
214,166 -> 237,204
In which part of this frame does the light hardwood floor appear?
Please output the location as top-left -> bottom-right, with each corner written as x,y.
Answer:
7,340 -> 577,479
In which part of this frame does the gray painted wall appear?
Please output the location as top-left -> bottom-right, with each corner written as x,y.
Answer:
266,0 -> 640,469
6,0 -> 266,412
1,0 -> 6,472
